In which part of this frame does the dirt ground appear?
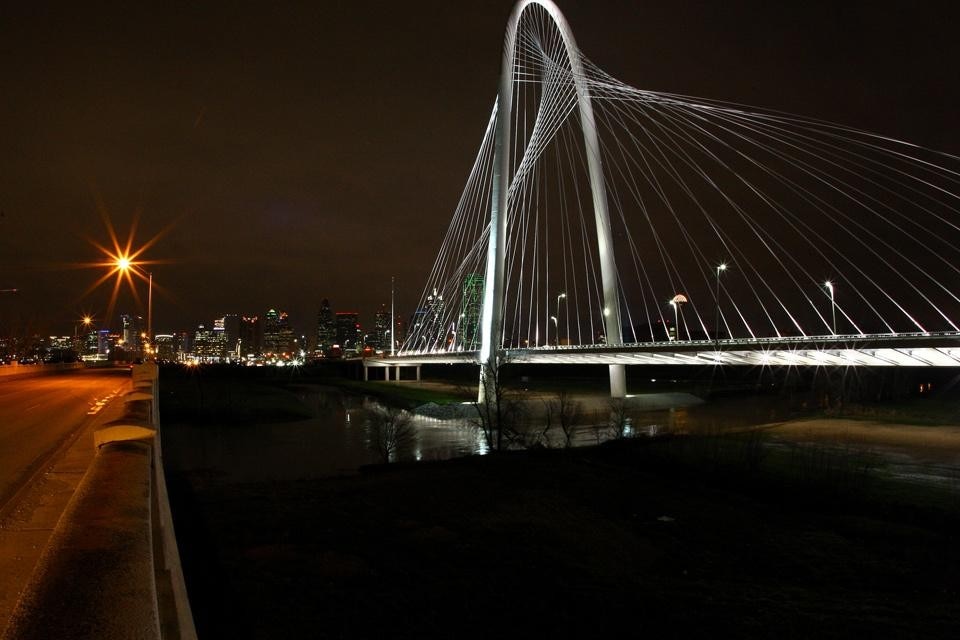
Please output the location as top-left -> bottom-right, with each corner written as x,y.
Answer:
766,419 -> 960,466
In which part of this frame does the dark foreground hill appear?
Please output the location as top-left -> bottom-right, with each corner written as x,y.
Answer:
167,435 -> 959,639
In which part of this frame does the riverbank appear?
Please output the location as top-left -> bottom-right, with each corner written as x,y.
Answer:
158,366 -> 960,636
168,432 -> 959,639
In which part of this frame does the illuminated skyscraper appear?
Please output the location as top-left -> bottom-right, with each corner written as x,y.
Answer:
193,324 -> 219,362
120,314 -> 143,355
263,309 -> 294,355
373,305 -> 389,351
425,288 -> 445,350
335,312 -> 361,352
316,299 -> 335,353
239,315 -> 262,357
222,314 -> 240,356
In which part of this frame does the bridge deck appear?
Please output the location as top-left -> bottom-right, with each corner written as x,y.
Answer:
367,332 -> 960,367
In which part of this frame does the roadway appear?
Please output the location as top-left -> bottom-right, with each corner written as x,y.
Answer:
0,367 -> 129,515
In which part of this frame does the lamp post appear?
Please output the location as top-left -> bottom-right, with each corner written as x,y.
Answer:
669,294 -> 687,341
554,292 -> 566,346
75,315 -> 93,353
715,263 -> 727,345
668,301 -> 677,341
147,272 -> 153,347
114,257 -> 154,360
390,276 -> 396,356
825,280 -> 836,335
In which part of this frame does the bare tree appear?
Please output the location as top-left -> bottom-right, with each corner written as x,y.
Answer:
366,405 -> 415,463
608,398 -> 632,439
554,391 -> 584,448
589,409 -> 607,445
472,358 -> 522,451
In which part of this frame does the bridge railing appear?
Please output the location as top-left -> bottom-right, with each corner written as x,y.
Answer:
394,330 -> 960,357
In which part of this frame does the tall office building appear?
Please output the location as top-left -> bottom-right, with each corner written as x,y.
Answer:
263,309 -> 294,355
373,305 -> 390,351
222,314 -> 240,355
97,330 -> 111,356
335,312 -> 361,351
425,288 -> 445,350
193,324 -> 219,362
120,314 -> 143,355
211,317 -> 229,361
154,334 -> 177,362
460,273 -> 484,350
239,315 -> 262,357
315,299 -> 335,353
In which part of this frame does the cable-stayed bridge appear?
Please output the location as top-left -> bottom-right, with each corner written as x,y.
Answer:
373,0 -> 960,398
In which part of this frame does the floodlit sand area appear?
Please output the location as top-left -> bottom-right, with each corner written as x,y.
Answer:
767,419 -> 960,466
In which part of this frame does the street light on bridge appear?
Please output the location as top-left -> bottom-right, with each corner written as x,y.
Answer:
554,292 -> 566,346
715,263 -> 727,345
825,280 -> 836,335
670,294 -> 687,341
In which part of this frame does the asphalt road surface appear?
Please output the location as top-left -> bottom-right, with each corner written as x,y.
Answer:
0,367 -> 129,513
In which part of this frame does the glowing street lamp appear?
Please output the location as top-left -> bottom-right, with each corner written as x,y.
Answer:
670,294 -> 687,341
75,314 -> 94,351
554,292 -> 566,346
114,257 -> 154,358
715,263 -> 727,345
825,280 -> 836,335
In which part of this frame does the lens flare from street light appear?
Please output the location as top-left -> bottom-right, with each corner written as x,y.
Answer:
79,207 -> 173,326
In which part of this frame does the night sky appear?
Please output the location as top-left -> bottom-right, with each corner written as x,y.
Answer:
2,0 -> 958,337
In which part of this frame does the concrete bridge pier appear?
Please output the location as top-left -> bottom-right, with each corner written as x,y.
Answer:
610,364 -> 626,399
363,363 -> 421,382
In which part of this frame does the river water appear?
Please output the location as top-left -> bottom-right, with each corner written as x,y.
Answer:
162,386 -> 489,483
161,384 -> 809,484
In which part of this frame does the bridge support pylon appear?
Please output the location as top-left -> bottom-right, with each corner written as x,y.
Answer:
609,365 -> 626,399
479,0 -> 626,402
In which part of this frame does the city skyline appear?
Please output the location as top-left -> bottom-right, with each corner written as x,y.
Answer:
1,1 -> 958,337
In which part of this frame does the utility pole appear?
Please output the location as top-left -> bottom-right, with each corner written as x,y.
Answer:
390,277 -> 395,356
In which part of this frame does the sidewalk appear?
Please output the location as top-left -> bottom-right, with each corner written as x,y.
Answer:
0,382 -> 129,635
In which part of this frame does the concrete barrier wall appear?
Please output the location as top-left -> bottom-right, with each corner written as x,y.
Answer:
0,362 -> 82,378
3,363 -> 197,640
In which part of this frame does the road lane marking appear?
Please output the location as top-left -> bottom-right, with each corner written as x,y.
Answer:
85,387 -> 124,415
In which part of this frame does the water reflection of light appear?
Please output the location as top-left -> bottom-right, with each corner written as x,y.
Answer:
474,430 -> 490,455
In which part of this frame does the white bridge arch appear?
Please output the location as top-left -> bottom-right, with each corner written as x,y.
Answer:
479,0 -> 625,401
387,1 -> 960,399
